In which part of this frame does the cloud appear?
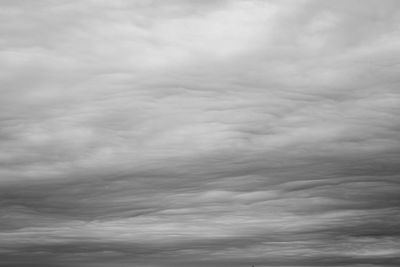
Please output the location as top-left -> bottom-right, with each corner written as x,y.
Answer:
1,0 -> 400,266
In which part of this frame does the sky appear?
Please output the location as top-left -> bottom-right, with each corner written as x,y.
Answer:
0,0 -> 400,266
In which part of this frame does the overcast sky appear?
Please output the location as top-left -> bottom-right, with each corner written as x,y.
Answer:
1,0 -> 400,266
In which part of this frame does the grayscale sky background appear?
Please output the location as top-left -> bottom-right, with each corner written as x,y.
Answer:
1,0 -> 400,266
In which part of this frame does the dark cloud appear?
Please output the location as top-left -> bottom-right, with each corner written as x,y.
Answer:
1,0 -> 400,266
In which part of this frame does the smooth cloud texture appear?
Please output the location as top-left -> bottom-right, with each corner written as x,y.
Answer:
1,0 -> 400,266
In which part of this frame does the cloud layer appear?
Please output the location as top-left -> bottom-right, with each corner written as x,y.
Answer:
1,0 -> 400,266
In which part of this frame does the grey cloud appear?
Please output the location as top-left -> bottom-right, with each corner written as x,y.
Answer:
1,0 -> 400,266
